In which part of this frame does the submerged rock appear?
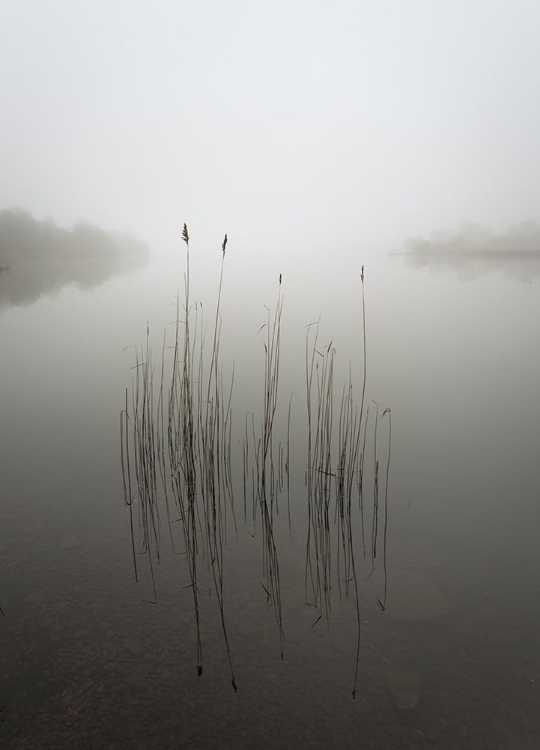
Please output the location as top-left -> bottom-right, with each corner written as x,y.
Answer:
362,568 -> 451,621
123,637 -> 143,656
386,669 -> 422,709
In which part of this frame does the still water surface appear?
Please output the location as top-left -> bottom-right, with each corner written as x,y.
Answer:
1,248 -> 539,748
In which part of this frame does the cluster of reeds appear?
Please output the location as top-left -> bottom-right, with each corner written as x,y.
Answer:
247,279 -> 286,657
303,267 -> 391,697
121,225 -> 237,689
120,231 -> 391,697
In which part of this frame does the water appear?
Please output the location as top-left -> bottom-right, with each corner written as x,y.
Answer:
1,247 -> 539,748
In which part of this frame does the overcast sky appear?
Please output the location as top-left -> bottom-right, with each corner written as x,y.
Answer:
1,0 -> 539,262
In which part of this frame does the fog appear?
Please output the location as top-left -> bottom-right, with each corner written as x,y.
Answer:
2,2 -> 540,747
1,0 -> 539,262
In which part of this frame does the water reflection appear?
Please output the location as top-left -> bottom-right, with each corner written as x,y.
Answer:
0,207 -> 148,308
399,221 -> 540,281
1,242 -> 539,748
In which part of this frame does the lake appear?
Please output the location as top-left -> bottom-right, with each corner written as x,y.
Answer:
1,243 -> 539,749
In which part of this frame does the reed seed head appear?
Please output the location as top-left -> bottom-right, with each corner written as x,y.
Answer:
182,223 -> 190,245
222,234 -> 228,257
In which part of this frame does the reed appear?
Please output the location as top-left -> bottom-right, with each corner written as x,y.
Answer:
255,278 -> 285,657
302,267 -> 392,697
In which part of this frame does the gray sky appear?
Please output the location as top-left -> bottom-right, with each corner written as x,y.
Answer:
2,0 -> 539,262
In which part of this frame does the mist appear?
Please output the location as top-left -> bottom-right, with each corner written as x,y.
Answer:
1,1 -> 540,259
2,1 -> 540,747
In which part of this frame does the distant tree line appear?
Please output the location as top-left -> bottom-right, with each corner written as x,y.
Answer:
406,221 -> 540,257
0,207 -> 147,266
